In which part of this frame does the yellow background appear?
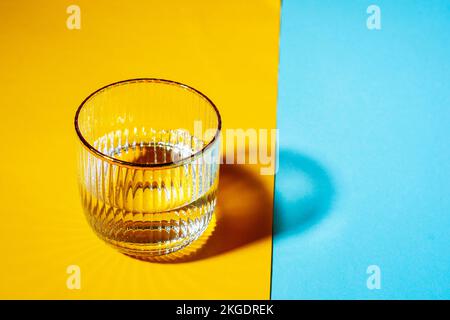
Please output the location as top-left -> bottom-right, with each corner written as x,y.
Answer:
0,0 -> 279,299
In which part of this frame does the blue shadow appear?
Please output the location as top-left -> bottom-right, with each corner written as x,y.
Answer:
274,149 -> 335,237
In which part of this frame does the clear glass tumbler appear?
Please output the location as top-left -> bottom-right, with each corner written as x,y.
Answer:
74,79 -> 221,257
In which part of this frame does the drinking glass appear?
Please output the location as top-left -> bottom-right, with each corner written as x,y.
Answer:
74,78 -> 221,257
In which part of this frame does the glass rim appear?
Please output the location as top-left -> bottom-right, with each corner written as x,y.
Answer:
74,78 -> 222,169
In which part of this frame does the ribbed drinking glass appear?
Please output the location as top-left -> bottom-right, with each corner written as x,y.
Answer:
74,78 -> 221,257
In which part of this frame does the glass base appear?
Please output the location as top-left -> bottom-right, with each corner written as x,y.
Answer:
96,212 -> 217,262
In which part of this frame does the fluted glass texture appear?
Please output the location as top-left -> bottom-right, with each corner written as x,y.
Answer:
75,79 -> 221,257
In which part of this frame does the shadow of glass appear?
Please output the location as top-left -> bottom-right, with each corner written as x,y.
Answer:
142,162 -> 273,263
132,149 -> 334,263
274,150 -> 335,237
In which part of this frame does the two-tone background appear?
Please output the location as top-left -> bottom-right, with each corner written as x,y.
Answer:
0,0 -> 449,299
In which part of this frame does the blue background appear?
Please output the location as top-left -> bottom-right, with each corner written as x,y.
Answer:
272,0 -> 450,299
